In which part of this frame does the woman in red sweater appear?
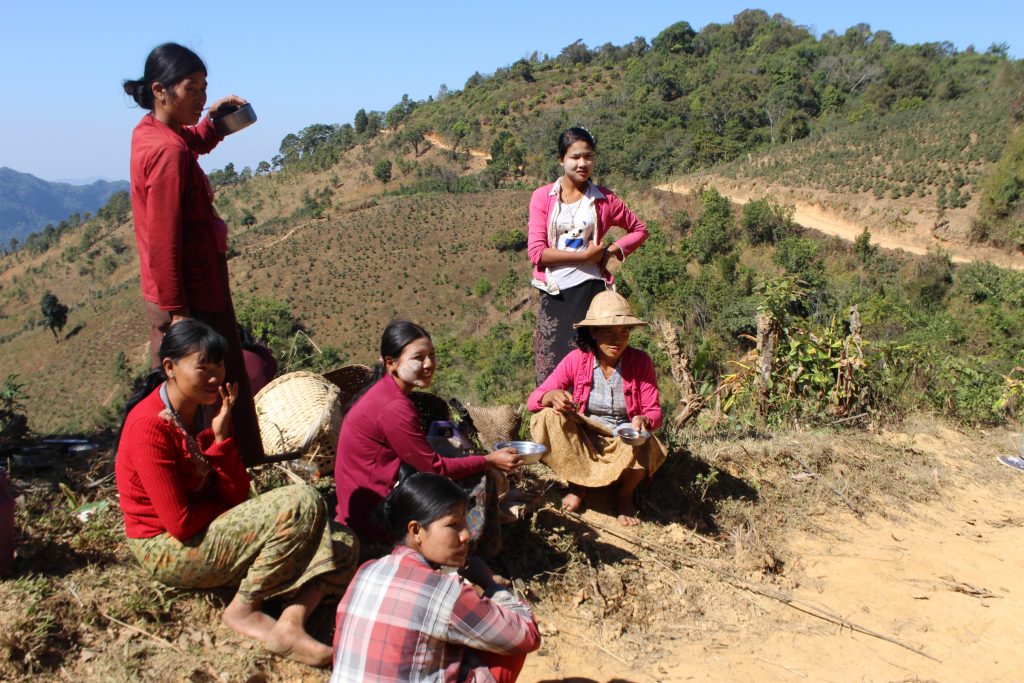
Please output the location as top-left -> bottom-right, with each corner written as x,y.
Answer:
116,320 -> 359,667
123,43 -> 264,465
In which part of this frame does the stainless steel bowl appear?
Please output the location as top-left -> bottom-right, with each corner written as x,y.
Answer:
613,424 -> 648,445
495,440 -> 547,465
69,443 -> 96,458
212,102 -> 257,135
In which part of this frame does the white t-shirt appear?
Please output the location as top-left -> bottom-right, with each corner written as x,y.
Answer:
549,197 -> 601,291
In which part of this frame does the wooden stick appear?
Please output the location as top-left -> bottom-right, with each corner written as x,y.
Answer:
790,454 -> 863,517
553,508 -> 939,663
831,412 -> 868,425
98,608 -> 188,655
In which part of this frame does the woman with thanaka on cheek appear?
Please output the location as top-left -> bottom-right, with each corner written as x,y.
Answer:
334,320 -> 522,545
527,126 -> 649,384
331,473 -> 540,682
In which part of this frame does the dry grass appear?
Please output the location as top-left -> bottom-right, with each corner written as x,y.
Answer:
0,415 -> 1005,679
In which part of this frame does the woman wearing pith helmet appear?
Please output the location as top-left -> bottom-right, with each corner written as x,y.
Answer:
527,291 -> 667,526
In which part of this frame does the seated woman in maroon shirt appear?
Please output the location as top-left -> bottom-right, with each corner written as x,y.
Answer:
334,320 -> 522,543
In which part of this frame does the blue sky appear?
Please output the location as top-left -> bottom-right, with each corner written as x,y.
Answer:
1,1 -> 1019,182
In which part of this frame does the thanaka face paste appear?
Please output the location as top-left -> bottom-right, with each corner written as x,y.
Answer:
397,358 -> 429,387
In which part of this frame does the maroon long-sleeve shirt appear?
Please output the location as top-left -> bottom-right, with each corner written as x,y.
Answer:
129,114 -> 228,312
334,377 -> 487,540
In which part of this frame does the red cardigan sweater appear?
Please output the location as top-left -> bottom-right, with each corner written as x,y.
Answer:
334,377 -> 487,540
115,388 -> 250,540
129,114 -> 228,312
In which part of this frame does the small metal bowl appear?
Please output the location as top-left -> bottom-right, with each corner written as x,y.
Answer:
69,443 -> 96,458
495,440 -> 548,465
613,424 -> 648,446
13,446 -> 56,469
212,102 -> 257,135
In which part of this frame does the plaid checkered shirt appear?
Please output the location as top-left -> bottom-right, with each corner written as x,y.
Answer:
331,546 -> 540,682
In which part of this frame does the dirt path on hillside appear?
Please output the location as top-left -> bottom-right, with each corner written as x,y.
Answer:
658,178 -> 1024,272
424,132 -> 492,160
520,425 -> 1024,682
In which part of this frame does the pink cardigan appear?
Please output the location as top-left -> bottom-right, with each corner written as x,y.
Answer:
527,181 -> 648,286
527,348 -> 663,431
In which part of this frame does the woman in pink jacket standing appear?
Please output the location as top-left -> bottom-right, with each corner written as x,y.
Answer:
527,127 -> 648,383
528,291 -> 666,526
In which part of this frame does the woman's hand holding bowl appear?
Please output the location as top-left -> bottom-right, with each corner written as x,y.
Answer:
484,447 -> 522,472
209,95 -> 248,118
631,415 -> 651,432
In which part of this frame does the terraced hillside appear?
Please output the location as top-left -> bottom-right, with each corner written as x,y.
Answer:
0,140 -> 533,431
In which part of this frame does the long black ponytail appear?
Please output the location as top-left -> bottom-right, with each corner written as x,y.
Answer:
123,43 -> 207,111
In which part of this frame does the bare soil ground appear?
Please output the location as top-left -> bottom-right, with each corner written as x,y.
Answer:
658,176 -> 1024,272
3,417 -> 1022,682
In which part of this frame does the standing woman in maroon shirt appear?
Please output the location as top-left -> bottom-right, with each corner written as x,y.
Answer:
123,43 -> 264,464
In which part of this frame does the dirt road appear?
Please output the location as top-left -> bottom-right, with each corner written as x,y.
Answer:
520,424 -> 1024,682
657,178 -> 1024,272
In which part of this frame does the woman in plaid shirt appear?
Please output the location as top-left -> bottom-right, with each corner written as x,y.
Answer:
331,473 -> 540,682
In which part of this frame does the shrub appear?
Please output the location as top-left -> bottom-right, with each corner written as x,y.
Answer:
741,197 -> 792,244
490,229 -> 527,252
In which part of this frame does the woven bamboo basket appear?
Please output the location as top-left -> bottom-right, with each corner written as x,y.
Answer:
408,391 -> 452,434
466,404 -> 523,449
254,371 -> 342,475
323,364 -> 373,409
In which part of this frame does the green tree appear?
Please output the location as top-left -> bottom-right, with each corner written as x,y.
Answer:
494,268 -> 522,312
742,197 -> 791,244
510,59 -> 534,82
853,228 -> 878,266
688,188 -> 735,263
40,292 -> 68,341
450,120 -> 471,155
490,229 -> 527,252
354,108 -> 368,134
473,278 -> 493,297
373,159 -> 393,184
0,375 -> 28,442
652,21 -> 696,54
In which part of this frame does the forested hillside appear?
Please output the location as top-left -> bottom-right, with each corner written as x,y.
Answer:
242,10 -> 1022,250
1,9 -> 1022,433
0,168 -> 128,249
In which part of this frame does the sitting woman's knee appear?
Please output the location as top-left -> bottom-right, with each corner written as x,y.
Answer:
274,484 -> 327,532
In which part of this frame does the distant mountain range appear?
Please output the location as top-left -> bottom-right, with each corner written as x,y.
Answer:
0,167 -> 129,246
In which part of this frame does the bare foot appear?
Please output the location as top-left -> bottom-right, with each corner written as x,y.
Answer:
561,491 -> 585,513
222,598 -> 277,642
616,498 -> 640,527
265,620 -> 332,667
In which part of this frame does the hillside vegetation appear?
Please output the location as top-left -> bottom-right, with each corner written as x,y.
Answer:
3,12 -> 1024,683
1,9 -> 1022,435
0,168 -> 129,249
